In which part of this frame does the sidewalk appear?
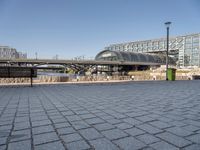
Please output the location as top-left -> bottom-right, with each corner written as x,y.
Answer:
0,81 -> 200,150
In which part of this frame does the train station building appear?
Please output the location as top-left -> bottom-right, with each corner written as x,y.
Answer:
103,33 -> 200,67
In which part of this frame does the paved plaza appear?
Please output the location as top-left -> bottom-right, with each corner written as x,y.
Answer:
0,81 -> 200,150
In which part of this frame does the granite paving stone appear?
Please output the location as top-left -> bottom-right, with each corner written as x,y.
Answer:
85,117 -> 105,125
32,125 -> 55,135
0,137 -> 7,146
182,125 -> 200,132
101,128 -> 128,140
115,122 -> 133,130
136,133 -> 160,144
65,140 -> 91,150
79,128 -> 103,140
113,136 -> 146,150
0,131 -> 10,138
137,124 -> 163,134
7,140 -> 31,150
51,118 -> 67,124
54,122 -> 71,129
71,121 -> 90,130
165,126 -> 193,137
93,123 -> 115,131
150,141 -> 179,150
149,120 -> 173,129
10,129 -> 31,142
60,133 -> 83,143
79,113 -> 96,119
124,127 -> 145,136
32,119 -> 52,127
56,127 -> 76,135
65,115 -> 82,122
186,134 -> 200,144
122,117 -> 142,126
156,132 -> 192,148
182,144 -> 200,150
105,118 -> 122,125
0,145 -> 6,150
13,122 -> 30,130
135,115 -> 156,123
34,141 -> 65,150
89,138 -> 120,150
33,132 -> 59,145
31,115 -> 48,122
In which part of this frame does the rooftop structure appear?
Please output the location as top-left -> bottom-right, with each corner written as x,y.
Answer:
104,33 -> 200,67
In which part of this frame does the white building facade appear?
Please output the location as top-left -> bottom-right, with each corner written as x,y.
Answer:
0,46 -> 27,59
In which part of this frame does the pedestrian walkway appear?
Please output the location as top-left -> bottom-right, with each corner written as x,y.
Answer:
0,81 -> 200,150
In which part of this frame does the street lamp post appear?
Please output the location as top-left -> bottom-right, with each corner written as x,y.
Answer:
165,21 -> 171,81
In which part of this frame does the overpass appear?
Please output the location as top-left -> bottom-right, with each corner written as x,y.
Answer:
0,58 -> 166,74
0,58 -> 165,66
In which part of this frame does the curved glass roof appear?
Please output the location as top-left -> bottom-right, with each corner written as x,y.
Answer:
95,50 -> 175,64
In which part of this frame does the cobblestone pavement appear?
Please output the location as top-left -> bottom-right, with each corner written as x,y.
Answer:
0,81 -> 200,150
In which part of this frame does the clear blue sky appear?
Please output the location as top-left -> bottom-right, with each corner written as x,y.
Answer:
0,0 -> 200,59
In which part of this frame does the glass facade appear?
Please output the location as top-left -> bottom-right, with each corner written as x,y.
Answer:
104,33 -> 200,67
95,50 -> 175,64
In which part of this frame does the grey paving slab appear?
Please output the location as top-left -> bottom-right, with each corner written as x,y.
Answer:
101,128 -> 128,140
0,145 -> 6,150
10,129 -> 31,142
182,125 -> 200,132
51,118 -> 67,124
115,122 -> 133,130
34,141 -> 65,150
32,125 -> 55,135
149,120 -> 173,129
137,124 -> 163,134
7,140 -> 31,150
89,138 -> 120,150
135,115 -> 156,123
124,127 -> 145,136
65,115 -> 82,122
93,123 -> 115,131
60,133 -> 83,143
79,113 -> 96,119
32,119 -> 52,127
113,136 -> 146,150
150,141 -> 179,150
165,126 -> 193,137
33,132 -> 59,145
122,117 -> 142,126
156,132 -> 192,148
106,118 -> 122,125
54,122 -> 71,129
79,128 -> 103,140
85,117 -> 105,125
13,122 -> 30,130
71,120 -> 90,130
136,133 -> 160,144
65,140 -> 91,150
0,130 -> 10,138
186,134 -> 200,144
0,137 -> 7,145
182,144 -> 200,150
56,127 -> 76,135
